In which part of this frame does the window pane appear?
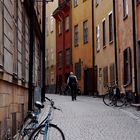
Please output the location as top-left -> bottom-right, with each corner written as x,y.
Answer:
109,13 -> 113,42
58,52 -> 62,68
74,0 -> 78,7
74,25 -> 78,46
66,49 -> 71,65
83,21 -> 88,43
102,20 -> 106,47
65,16 -> 69,31
75,62 -> 81,80
123,47 -> 131,86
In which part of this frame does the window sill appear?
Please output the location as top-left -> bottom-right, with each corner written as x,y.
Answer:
74,44 -> 79,47
13,73 -> 18,80
84,41 -> 88,44
109,40 -> 113,45
65,29 -> 69,32
123,15 -> 128,20
103,45 -> 106,49
0,64 -> 4,73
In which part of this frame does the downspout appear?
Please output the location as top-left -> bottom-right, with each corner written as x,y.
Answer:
113,0 -> 118,84
28,0 -> 34,111
70,0 -> 73,72
132,0 -> 139,103
41,0 -> 46,102
92,0 -> 94,68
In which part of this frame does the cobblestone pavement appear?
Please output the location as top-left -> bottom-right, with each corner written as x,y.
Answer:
41,94 -> 140,140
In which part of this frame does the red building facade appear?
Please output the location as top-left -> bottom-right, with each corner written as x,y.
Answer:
53,0 -> 72,92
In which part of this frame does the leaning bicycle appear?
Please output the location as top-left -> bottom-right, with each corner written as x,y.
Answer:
29,97 -> 65,140
103,83 -> 126,107
13,101 -> 44,140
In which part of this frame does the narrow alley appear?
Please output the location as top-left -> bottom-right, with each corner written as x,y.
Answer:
42,94 -> 140,140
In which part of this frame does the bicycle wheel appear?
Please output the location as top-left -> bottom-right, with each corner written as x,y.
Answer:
14,115 -> 37,140
103,93 -> 114,106
29,123 -> 65,140
115,94 -> 126,107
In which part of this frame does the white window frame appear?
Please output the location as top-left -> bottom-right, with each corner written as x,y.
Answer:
96,25 -> 100,52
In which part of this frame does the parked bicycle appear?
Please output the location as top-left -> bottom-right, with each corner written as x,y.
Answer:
13,97 -> 65,140
103,82 -> 126,107
29,97 -> 65,140
13,101 -> 45,140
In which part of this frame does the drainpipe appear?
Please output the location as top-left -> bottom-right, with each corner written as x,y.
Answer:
41,0 -> 46,102
28,0 -> 34,111
92,0 -> 94,68
113,0 -> 118,85
132,0 -> 139,103
70,0 -> 72,72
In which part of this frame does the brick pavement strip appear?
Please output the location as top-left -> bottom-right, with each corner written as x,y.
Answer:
40,94 -> 140,140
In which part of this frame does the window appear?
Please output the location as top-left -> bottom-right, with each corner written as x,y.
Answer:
96,25 -> 100,51
102,19 -> 106,47
110,63 -> 115,83
66,49 -> 71,65
75,62 -> 81,80
96,0 -> 99,6
123,47 -> 131,86
22,12 -> 26,80
65,16 -> 69,31
74,25 -> 78,47
58,20 -> 62,35
103,66 -> 108,86
83,20 -> 88,44
74,0 -> 78,7
109,12 -> 113,42
123,0 -> 128,18
13,0 -> 18,75
50,15 -> 54,32
58,52 -> 62,68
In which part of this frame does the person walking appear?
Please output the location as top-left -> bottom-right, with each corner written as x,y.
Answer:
67,72 -> 78,101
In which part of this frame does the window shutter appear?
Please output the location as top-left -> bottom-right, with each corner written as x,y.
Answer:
123,47 -> 131,86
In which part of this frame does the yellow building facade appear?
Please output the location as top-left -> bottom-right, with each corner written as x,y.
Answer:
72,0 -> 93,94
94,0 -> 116,95
46,1 -> 58,93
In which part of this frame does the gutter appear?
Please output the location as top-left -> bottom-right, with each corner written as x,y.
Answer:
132,0 -> 139,103
113,0 -> 118,84
28,0 -> 35,111
92,0 -> 94,68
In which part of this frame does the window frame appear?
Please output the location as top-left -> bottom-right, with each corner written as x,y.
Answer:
102,18 -> 106,48
74,24 -> 78,47
65,16 -> 69,31
75,62 -> 81,80
66,48 -> 71,65
123,0 -> 128,19
58,51 -> 62,68
123,47 -> 131,87
74,0 -> 78,7
83,20 -> 88,44
96,25 -> 100,52
58,20 -> 62,35
108,12 -> 113,43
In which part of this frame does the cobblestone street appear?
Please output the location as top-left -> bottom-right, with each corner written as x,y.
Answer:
42,94 -> 140,140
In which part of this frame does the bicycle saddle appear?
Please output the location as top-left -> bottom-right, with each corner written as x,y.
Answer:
35,101 -> 44,109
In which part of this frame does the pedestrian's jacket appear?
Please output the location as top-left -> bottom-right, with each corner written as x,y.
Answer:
67,75 -> 77,87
